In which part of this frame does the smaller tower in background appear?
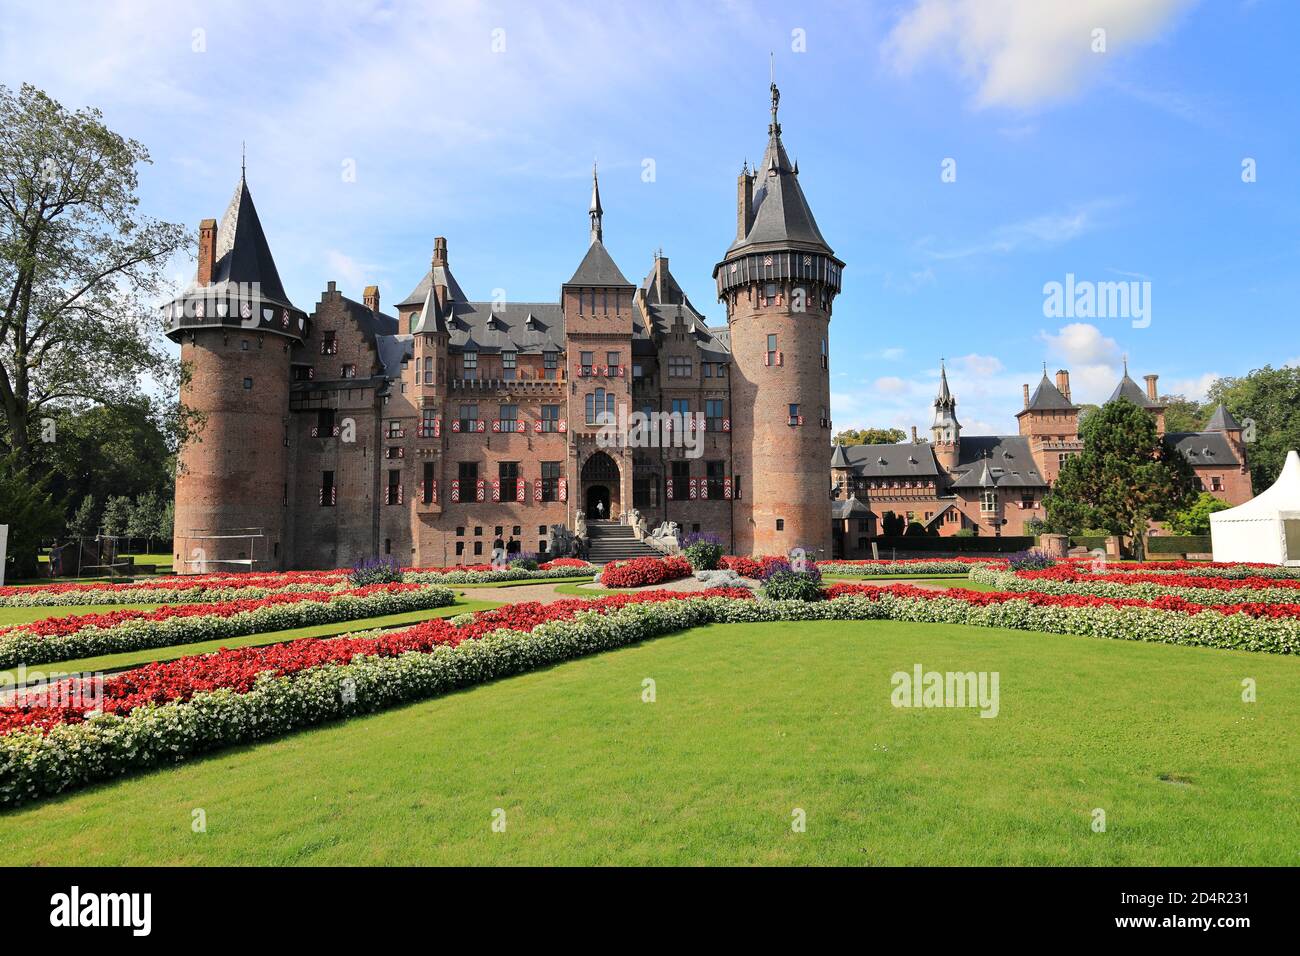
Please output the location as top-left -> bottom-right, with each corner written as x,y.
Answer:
931,360 -> 961,471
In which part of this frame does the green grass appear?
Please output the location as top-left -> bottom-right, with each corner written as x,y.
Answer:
453,575 -> 594,589
0,600 -> 501,681
1,618 -> 1294,865
552,582 -> 633,597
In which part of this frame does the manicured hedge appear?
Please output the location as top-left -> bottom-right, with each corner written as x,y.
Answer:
870,535 -> 1037,554
1147,535 -> 1213,554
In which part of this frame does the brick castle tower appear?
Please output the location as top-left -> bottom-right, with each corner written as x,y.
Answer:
714,80 -> 843,557
163,171 -> 309,571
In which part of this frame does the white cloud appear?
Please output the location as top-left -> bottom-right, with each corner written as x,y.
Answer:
919,200 -> 1112,260
1162,372 -> 1219,401
1037,322 -> 1122,366
952,353 -> 1004,376
883,0 -> 1191,108
875,376 -> 910,395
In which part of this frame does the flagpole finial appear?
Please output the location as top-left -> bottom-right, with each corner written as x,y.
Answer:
241,141 -> 246,181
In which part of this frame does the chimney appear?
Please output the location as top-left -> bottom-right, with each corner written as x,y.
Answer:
432,237 -> 449,307
1144,373 -> 1159,401
910,425 -> 919,443
655,254 -> 669,301
363,285 -> 380,313
1055,369 -> 1071,402
1022,383 -> 1030,408
736,169 -> 754,241
197,218 -> 217,285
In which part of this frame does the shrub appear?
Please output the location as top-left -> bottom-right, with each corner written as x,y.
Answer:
682,532 -> 725,571
761,570 -> 824,602
509,553 -> 540,571
350,555 -> 403,586
1006,548 -> 1055,572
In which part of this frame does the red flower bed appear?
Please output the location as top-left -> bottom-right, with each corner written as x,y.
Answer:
0,583 -> 426,641
1016,566 -> 1300,592
0,588 -> 752,736
719,555 -> 793,578
822,581 -> 1300,619
539,558 -> 591,570
0,570 -> 350,600
600,556 -> 692,588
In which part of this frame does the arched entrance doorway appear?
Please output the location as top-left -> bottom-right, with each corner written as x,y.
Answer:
581,452 -> 621,520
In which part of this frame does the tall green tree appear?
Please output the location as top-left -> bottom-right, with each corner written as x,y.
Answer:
67,493 -> 98,538
1206,364 -> 1300,491
834,427 -> 907,446
0,450 -> 62,577
41,399 -> 173,515
1167,492 -> 1231,535
1159,394 -> 1205,433
100,495 -> 132,538
1043,399 -> 1197,557
0,83 -> 187,455
127,491 -> 163,552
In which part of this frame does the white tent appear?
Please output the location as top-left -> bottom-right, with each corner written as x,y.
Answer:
1210,449 -> 1300,565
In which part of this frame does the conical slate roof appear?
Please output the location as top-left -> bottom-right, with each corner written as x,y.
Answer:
410,286 -> 449,335
726,82 -> 832,257
1205,404 -> 1242,431
830,443 -> 850,468
209,177 -> 296,310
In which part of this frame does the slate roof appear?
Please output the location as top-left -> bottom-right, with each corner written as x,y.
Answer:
444,301 -> 566,354
1019,373 -> 1076,413
949,435 -> 1047,488
1205,404 -> 1242,431
566,240 -> 633,287
397,262 -> 469,308
375,333 -> 414,378
726,84 -> 833,258
833,443 -> 939,479
830,443 -> 850,468
1165,431 -> 1237,465
203,177 -> 299,311
833,496 -> 873,519
1108,373 -> 1161,408
633,258 -> 731,360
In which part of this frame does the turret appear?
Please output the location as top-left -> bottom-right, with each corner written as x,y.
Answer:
931,361 -> 961,471
713,78 -> 843,557
162,170 -> 308,573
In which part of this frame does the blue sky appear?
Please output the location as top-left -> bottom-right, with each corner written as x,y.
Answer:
2,0 -> 1296,435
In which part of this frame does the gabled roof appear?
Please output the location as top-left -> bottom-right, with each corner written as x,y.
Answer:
950,436 -> 1047,488
834,443 -> 939,479
726,83 -> 833,258
566,240 -> 632,287
833,495 -> 873,519
1164,431 -> 1237,465
1205,404 -> 1242,431
951,458 -> 997,489
1018,373 -> 1076,414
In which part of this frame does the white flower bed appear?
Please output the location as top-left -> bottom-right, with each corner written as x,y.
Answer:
402,565 -> 599,585
0,586 -> 457,669
970,566 -> 1300,605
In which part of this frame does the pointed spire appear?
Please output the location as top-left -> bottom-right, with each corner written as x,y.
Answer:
589,161 -> 603,244
768,53 -> 781,138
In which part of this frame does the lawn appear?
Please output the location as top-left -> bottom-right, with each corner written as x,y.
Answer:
1,618 -> 1294,865
0,599 -> 501,680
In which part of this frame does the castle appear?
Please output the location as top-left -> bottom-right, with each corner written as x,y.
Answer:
163,82 -> 1250,572
830,363 -> 1253,558
164,83 -> 841,571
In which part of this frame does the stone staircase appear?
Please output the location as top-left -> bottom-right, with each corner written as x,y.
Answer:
585,520 -> 661,565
